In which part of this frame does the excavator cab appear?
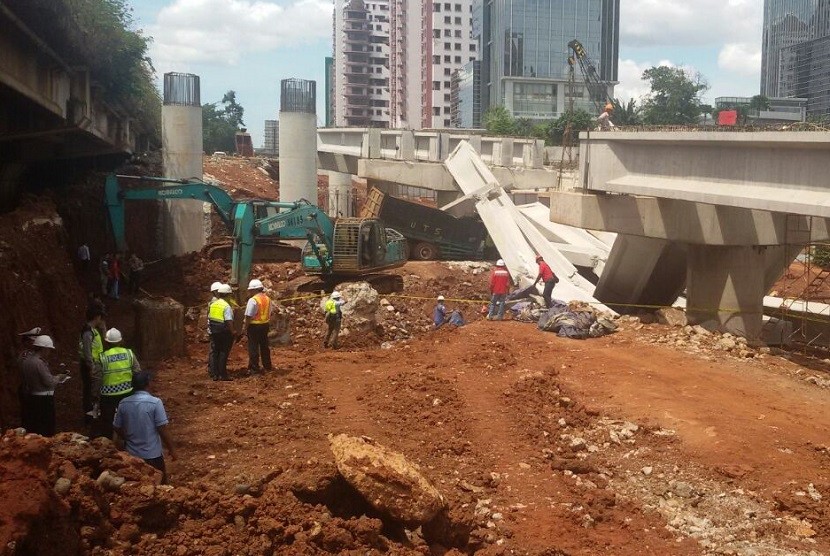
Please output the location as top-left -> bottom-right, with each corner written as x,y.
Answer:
302,217 -> 407,277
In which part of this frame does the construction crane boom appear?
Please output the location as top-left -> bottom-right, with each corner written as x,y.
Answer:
567,39 -> 613,113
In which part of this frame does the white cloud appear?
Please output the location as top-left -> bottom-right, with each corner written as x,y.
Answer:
149,0 -> 332,72
621,0 -> 762,48
717,42 -> 762,78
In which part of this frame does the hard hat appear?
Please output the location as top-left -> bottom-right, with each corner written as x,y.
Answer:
210,281 -> 222,292
32,335 -> 55,349
247,279 -> 264,290
496,259 -> 506,267
330,291 -> 342,299
18,327 -> 42,337
105,328 -> 123,343
218,284 -> 233,294
605,103 -> 614,111
437,295 -> 445,301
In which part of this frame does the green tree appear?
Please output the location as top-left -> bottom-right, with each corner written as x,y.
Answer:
548,109 -> 595,144
640,66 -> 709,125
749,95 -> 771,112
483,106 -> 517,135
611,98 -> 642,126
202,91 -> 246,154
513,117 -> 535,137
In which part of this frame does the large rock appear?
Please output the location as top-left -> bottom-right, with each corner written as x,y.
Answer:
334,282 -> 380,334
656,307 -> 688,327
329,434 -> 445,525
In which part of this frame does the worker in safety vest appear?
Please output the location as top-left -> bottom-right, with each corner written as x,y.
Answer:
242,279 -> 273,376
98,327 -> 141,439
208,284 -> 235,381
323,290 -> 346,349
78,306 -> 105,424
206,281 -> 222,379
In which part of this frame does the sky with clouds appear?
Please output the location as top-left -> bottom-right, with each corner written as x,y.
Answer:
131,0 -> 764,146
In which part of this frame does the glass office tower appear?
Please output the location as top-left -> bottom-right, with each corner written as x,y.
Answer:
474,0 -> 619,120
761,0 -> 830,118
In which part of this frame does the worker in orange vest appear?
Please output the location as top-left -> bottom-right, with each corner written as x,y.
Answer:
242,279 -> 273,376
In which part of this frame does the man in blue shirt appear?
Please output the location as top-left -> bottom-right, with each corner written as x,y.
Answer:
113,371 -> 177,484
433,295 -> 449,328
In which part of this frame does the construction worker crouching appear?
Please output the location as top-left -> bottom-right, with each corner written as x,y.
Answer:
98,327 -> 140,439
323,291 -> 345,349
208,283 -> 234,381
243,279 -> 273,376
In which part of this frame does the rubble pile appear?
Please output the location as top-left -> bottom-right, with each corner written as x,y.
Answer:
0,429 -> 484,555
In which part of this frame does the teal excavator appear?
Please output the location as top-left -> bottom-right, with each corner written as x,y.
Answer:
105,174 -> 408,292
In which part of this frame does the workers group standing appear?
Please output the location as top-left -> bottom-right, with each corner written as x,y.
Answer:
488,259 -> 512,320
243,279 -> 273,375
98,327 -> 140,439
533,255 -> 559,309
323,291 -> 345,349
19,335 -> 69,437
208,283 -> 235,381
78,307 -> 105,424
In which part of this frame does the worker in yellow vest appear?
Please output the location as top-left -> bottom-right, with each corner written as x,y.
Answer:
242,279 -> 273,376
323,290 -> 346,349
98,327 -> 141,439
78,307 -> 105,425
208,284 -> 235,381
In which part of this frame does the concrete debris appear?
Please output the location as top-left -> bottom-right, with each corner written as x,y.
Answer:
334,282 -> 380,334
328,434 -> 446,526
656,307 -> 688,327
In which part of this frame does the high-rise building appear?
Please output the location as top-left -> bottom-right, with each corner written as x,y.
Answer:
333,0 -> 391,127
762,0 -> 830,118
451,60 -> 482,127
473,0 -> 620,120
390,0 -> 424,128
422,0 -> 478,128
263,120 -> 279,155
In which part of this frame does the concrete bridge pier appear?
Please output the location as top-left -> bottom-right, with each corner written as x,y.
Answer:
327,171 -> 352,217
686,245 -> 769,338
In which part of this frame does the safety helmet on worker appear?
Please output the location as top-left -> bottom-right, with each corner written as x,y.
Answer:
105,328 -> 123,343
247,279 -> 264,290
605,103 -> 614,112
330,291 -> 342,299
210,281 -> 222,292
32,335 -> 55,349
218,284 -> 233,295
496,259 -> 506,267
437,295 -> 445,301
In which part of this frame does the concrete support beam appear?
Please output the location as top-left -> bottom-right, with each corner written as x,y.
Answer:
686,245 -> 769,339
548,191 -> 830,245
580,131 -> 830,218
595,236 -> 687,310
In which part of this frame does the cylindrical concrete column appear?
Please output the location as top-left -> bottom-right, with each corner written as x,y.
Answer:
161,72 -> 206,256
327,171 -> 352,217
686,244 -> 767,339
279,79 -> 317,203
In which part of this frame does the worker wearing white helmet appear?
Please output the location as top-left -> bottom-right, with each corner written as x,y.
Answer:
98,327 -> 141,439
488,258 -> 512,320
207,283 -> 235,381
19,334 -> 69,437
206,281 -> 224,379
323,290 -> 346,349
242,278 -> 272,376
433,295 -> 450,328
